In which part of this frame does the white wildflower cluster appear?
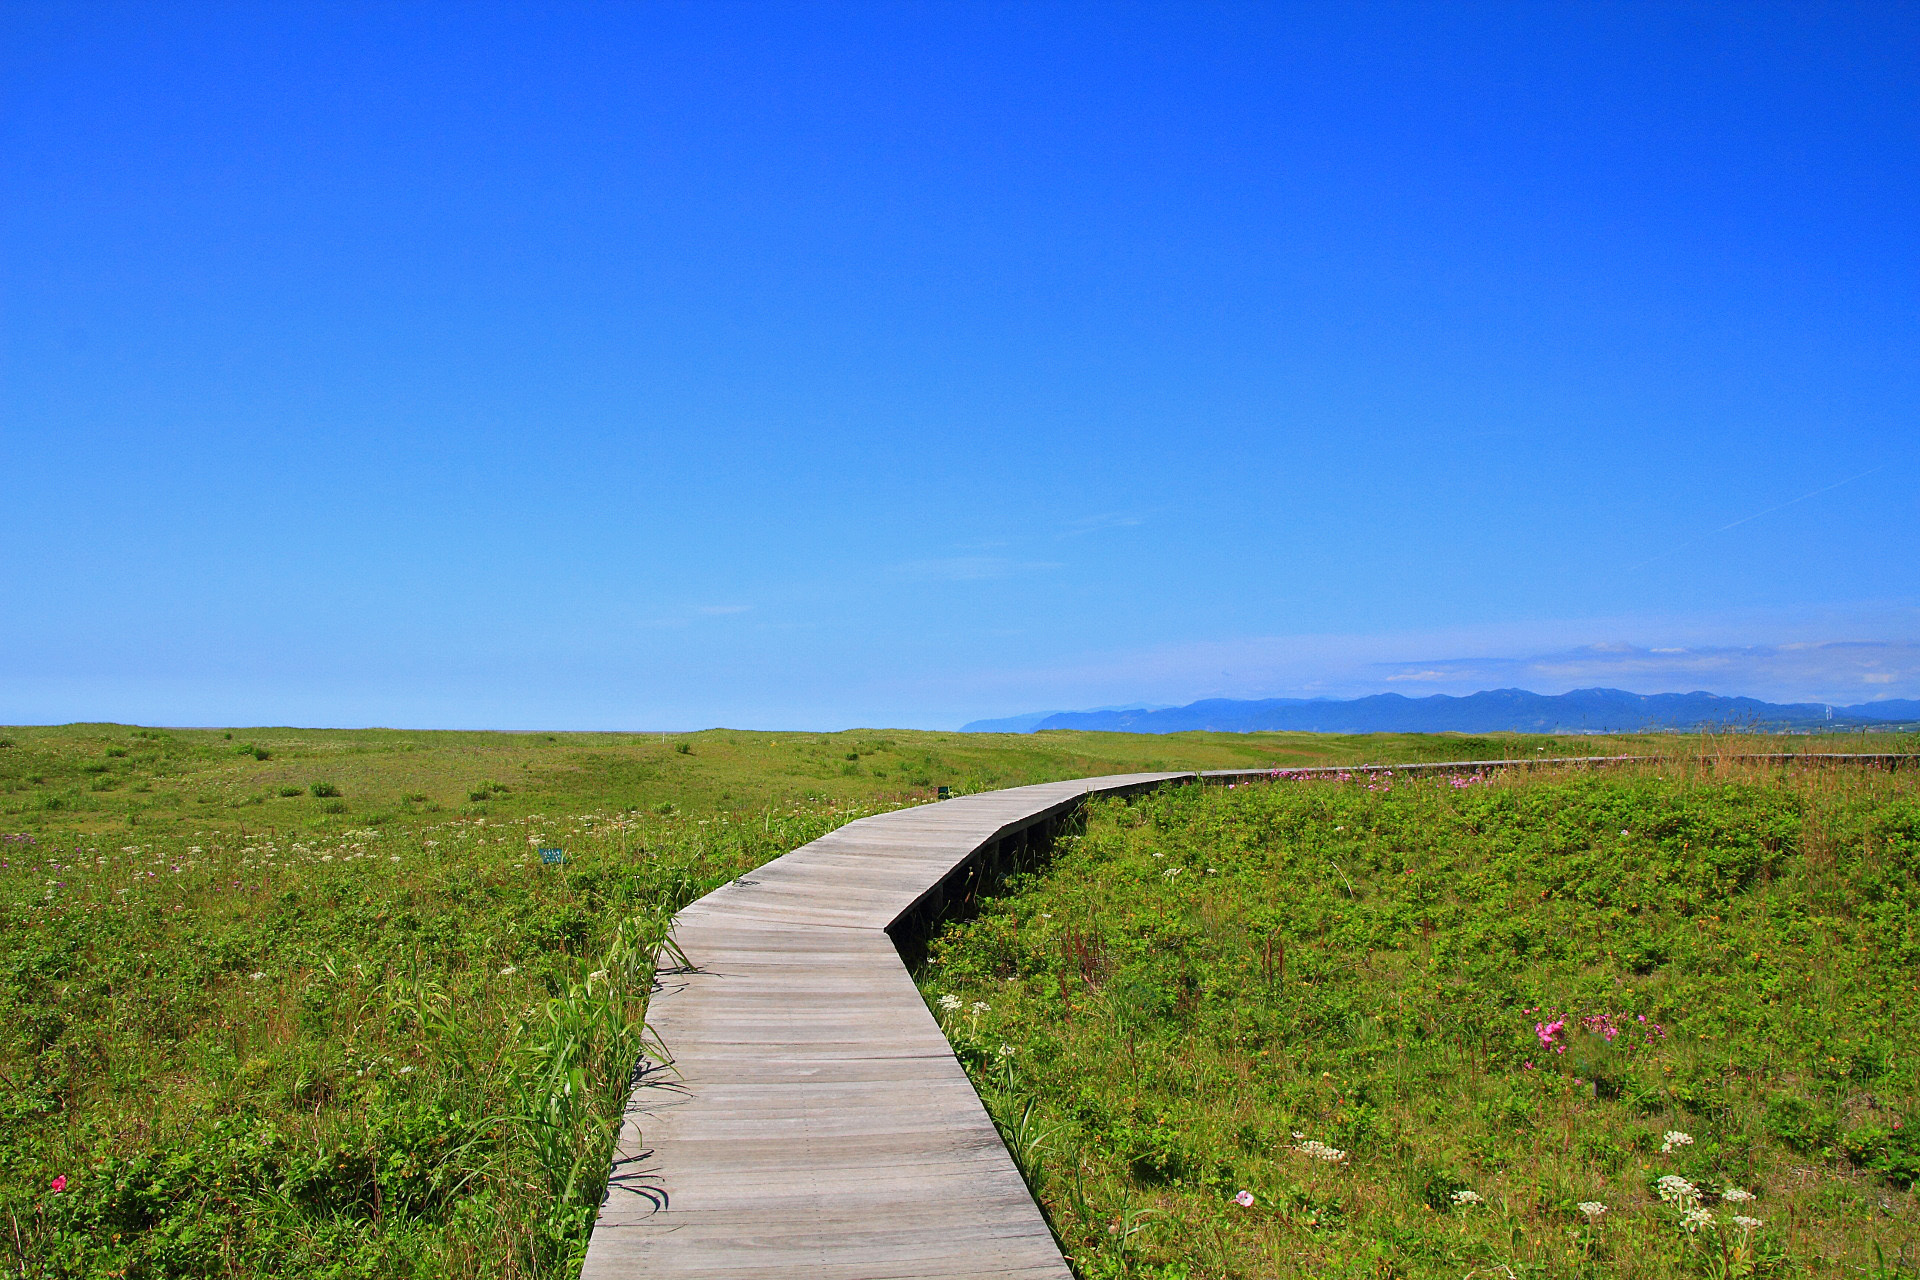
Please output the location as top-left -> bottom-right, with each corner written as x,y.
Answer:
1682,1206 -> 1715,1232
1656,1175 -> 1701,1207
1720,1187 -> 1762,1231
1660,1129 -> 1695,1153
1577,1201 -> 1608,1220
1450,1189 -> 1483,1206
938,994 -> 962,1013
1292,1138 -> 1347,1162
969,1001 -> 990,1015
997,1044 -> 1016,1059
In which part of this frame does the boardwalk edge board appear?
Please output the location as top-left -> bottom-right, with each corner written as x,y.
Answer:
581,752 -> 1915,1279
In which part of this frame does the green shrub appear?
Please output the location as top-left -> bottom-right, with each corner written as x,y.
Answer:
1843,1123 -> 1920,1188
309,782 -> 339,798
1766,1094 -> 1840,1154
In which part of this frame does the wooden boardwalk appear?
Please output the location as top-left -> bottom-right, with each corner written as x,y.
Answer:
580,751 -> 1917,1277
580,773 -> 1188,1280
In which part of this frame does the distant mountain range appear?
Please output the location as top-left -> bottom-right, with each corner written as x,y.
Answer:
961,688 -> 1920,735
961,704 -> 1177,734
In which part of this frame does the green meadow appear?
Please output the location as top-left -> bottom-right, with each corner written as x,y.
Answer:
922,748 -> 1920,1279
3,724 -> 1908,1278
2,721 -> 1669,1279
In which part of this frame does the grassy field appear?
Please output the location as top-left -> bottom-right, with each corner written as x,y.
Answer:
1,720 -> 1704,1279
921,741 -> 1920,1279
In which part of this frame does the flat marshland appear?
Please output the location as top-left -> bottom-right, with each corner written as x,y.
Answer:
1,721 -> 1687,1278
923,747 -> 1920,1278
5,726 -> 1908,1277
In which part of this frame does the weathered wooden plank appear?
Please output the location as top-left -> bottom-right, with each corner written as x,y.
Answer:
581,772 -> 1189,1280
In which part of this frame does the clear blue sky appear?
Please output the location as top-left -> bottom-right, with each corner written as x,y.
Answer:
4,2 -> 1916,730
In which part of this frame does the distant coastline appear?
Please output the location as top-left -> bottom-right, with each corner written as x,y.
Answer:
962,688 -> 1920,735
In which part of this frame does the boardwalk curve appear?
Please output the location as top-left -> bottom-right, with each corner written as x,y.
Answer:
580,772 -> 1187,1280
582,751 -> 1915,1278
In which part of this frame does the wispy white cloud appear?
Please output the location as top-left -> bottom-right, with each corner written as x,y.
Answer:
913,605 -> 1920,720
1059,512 -> 1145,538
1370,641 -> 1920,702
627,603 -> 751,629
894,556 -> 1061,582
1629,466 -> 1886,572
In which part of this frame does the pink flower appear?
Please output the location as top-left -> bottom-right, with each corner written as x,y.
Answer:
1235,1190 -> 1255,1208
50,1175 -> 66,1193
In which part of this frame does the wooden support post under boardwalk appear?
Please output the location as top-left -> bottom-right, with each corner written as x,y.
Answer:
580,773 -> 1188,1280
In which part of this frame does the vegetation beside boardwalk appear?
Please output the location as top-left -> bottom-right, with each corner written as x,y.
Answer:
1,720 -> 1679,1278
925,747 -> 1920,1279
4,723 -> 1907,1276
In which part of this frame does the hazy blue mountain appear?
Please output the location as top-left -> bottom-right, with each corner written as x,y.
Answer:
960,704 -> 1177,734
964,689 -> 1920,735
961,710 -> 1070,734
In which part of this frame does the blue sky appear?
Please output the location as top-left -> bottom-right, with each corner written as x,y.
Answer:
3,2 -> 1915,730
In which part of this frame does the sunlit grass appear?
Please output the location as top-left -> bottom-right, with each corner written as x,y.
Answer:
5,723 -> 1911,1276
924,746 -> 1920,1279
8,799 -> 902,1276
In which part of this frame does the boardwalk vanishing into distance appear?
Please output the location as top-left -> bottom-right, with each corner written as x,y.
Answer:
579,751 -> 1915,1279
578,772 -> 1186,1280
